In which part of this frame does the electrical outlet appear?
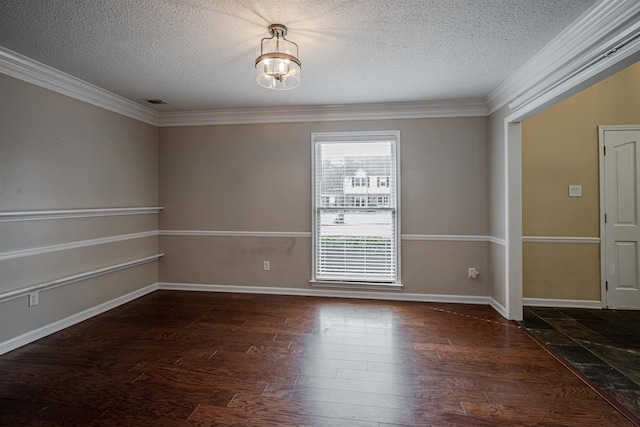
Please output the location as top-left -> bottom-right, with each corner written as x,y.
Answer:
29,291 -> 39,307
468,268 -> 480,279
263,261 -> 270,271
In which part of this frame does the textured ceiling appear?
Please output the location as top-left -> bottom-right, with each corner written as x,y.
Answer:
0,0 -> 598,112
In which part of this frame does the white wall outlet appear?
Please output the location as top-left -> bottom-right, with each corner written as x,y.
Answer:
29,291 -> 39,307
568,185 -> 582,197
468,268 -> 480,279
263,261 -> 270,271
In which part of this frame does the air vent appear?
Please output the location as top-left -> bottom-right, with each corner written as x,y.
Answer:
146,99 -> 168,105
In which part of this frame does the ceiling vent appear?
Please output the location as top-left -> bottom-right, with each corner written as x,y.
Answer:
146,99 -> 168,105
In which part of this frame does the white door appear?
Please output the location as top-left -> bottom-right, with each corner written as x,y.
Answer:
603,126 -> 640,309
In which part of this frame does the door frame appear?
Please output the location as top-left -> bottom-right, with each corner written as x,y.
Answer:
599,124 -> 640,308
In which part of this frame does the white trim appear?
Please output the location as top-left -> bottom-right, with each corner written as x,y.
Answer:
522,236 -> 600,244
505,122 -> 524,321
0,46 -> 158,126
488,236 -> 507,246
0,254 -> 163,304
0,207 -> 163,223
600,125 -> 607,309
311,131 -> 402,285
159,230 -> 495,242
158,100 -> 488,127
402,234 -> 490,242
0,283 -> 158,355
489,298 -> 508,318
0,231 -> 158,262
159,230 -> 311,238
499,1 -> 640,323
310,281 -> 403,291
523,298 -> 603,310
158,282 -> 495,306
487,0 -> 640,113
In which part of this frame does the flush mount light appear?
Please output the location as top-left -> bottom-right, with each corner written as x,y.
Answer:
255,24 -> 301,90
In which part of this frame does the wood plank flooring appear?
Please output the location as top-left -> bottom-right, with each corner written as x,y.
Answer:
0,291 -> 635,426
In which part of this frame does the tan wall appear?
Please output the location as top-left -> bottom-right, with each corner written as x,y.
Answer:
522,61 -> 640,301
159,117 -> 491,296
0,74 -> 159,345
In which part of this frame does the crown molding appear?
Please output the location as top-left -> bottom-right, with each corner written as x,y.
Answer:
0,46 -> 158,126
486,0 -> 640,114
157,99 -> 489,127
0,44 -> 488,127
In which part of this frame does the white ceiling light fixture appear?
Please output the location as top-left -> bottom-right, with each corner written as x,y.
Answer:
255,24 -> 301,90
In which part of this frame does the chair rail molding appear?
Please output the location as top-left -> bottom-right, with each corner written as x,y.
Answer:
522,236 -> 601,244
0,207 -> 163,223
0,231 -> 158,262
160,230 -> 497,242
0,254 -> 164,304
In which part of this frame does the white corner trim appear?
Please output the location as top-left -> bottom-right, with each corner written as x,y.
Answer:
0,283 -> 159,355
487,0 -> 640,113
0,231 -> 158,262
159,230 -> 312,238
158,282 -> 495,306
488,236 -> 507,246
523,298 -> 603,309
0,253 -> 163,304
0,46 -> 158,126
157,99 -> 489,127
0,207 -> 163,223
489,298 -> 508,318
522,236 -> 600,244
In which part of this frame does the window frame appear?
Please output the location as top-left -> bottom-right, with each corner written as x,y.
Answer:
310,130 -> 402,289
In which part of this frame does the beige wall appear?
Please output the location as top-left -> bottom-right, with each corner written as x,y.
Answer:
522,61 -> 640,301
0,74 -> 159,345
159,117 -> 491,296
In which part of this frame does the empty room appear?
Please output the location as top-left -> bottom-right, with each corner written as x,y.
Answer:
1,0 -> 639,425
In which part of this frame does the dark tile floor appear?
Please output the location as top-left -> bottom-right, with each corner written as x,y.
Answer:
521,307 -> 640,422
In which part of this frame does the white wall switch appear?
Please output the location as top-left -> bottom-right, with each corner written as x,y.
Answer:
29,291 -> 39,307
569,185 -> 582,197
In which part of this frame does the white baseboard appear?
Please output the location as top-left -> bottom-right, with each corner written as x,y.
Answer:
523,297 -> 603,309
489,298 -> 508,318
0,283 -> 159,355
158,282 -> 497,307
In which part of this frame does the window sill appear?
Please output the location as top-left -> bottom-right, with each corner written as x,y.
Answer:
310,280 -> 403,291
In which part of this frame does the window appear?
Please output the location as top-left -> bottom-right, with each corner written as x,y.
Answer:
377,176 -> 389,188
351,177 -> 368,187
376,196 -> 390,207
353,196 -> 366,207
312,131 -> 400,286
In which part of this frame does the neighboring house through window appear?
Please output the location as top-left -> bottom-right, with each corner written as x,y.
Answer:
312,131 -> 401,286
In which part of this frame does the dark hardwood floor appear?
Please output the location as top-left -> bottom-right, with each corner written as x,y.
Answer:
0,291 -> 635,426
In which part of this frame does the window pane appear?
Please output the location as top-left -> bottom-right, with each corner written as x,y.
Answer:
313,135 -> 399,284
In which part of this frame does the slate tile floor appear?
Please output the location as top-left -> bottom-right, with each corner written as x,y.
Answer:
522,307 -> 640,422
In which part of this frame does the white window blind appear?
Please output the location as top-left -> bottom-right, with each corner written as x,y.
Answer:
312,131 -> 400,285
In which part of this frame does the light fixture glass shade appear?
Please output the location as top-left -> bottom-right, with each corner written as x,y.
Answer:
255,24 -> 301,90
